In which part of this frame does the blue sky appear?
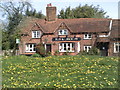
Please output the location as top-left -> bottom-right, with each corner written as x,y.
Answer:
0,0 -> 119,21
30,1 -> 119,19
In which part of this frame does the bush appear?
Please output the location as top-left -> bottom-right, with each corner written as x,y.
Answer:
78,47 -> 100,55
36,43 -> 46,57
88,47 -> 100,55
31,53 -> 42,57
54,50 -> 60,56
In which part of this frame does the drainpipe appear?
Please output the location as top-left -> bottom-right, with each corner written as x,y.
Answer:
107,19 -> 113,37
107,19 -> 113,56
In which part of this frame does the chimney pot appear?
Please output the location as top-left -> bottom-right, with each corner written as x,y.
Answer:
47,3 -> 52,7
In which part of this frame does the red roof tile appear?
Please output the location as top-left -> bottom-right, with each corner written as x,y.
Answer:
110,19 -> 120,38
19,17 -> 119,38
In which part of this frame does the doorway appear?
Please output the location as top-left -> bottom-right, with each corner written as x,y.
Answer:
46,44 -> 52,53
96,42 -> 109,56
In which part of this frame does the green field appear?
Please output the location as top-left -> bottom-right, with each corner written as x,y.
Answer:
2,55 -> 119,88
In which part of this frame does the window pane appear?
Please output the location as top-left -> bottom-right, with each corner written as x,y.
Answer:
37,31 -> 40,38
68,43 -> 70,50
88,34 -> 91,38
30,44 -> 32,48
116,46 -> 118,52
85,34 -> 87,38
88,47 -> 91,51
34,31 -> 36,38
33,44 -> 36,51
64,30 -> 67,35
60,30 -> 62,34
64,43 -> 66,50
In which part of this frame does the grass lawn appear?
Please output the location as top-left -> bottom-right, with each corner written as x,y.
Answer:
2,55 -> 119,88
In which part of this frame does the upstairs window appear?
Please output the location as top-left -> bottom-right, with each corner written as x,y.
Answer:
114,43 -> 120,53
58,29 -> 68,35
26,44 -> 36,52
84,34 -> 92,39
84,46 -> 92,52
32,31 -> 40,38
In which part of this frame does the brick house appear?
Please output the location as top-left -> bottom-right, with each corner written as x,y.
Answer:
18,4 -> 120,56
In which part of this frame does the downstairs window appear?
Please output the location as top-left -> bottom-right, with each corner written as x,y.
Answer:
59,43 -> 75,52
84,46 -> 92,52
26,44 -> 36,52
114,43 -> 120,53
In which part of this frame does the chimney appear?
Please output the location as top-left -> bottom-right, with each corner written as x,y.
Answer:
46,3 -> 56,21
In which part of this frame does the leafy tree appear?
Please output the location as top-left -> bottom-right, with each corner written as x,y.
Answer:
25,6 -> 45,19
0,1 -> 45,51
0,1 -> 33,50
58,4 -> 109,19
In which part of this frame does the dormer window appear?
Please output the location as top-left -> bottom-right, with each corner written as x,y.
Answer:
84,33 -> 92,39
58,29 -> 68,35
32,31 -> 41,38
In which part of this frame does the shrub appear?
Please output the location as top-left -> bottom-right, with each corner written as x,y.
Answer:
54,50 -> 60,56
63,50 -> 70,56
88,47 -> 100,55
78,47 -> 100,55
36,43 -> 46,57
31,53 -> 42,57
46,51 -> 51,56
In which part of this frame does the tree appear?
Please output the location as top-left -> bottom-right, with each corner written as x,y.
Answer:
58,4 -> 109,19
25,6 -> 45,19
0,1 -> 33,50
0,1 -> 45,51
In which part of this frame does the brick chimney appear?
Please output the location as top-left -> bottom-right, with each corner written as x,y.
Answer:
46,3 -> 56,21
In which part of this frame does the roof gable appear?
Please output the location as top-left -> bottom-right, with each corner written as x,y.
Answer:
54,22 -> 72,33
30,23 -> 44,32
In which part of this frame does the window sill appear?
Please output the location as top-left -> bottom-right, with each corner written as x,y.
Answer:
59,51 -> 75,53
58,34 -> 68,36
83,38 -> 92,40
113,52 -> 119,53
32,38 -> 40,39
25,51 -> 36,53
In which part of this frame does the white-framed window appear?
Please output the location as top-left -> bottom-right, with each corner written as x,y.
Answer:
59,43 -> 74,52
26,44 -> 36,52
84,46 -> 92,52
58,29 -> 68,35
114,43 -> 120,53
32,31 -> 40,38
84,34 -> 92,39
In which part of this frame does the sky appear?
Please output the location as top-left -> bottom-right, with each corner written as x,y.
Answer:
0,0 -> 119,21
30,1 -> 119,19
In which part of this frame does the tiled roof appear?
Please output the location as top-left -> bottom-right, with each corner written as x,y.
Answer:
19,17 -> 120,38
110,19 -> 120,38
36,18 -> 111,33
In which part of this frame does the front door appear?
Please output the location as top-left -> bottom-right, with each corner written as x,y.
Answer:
46,44 -> 51,53
96,42 -> 109,56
